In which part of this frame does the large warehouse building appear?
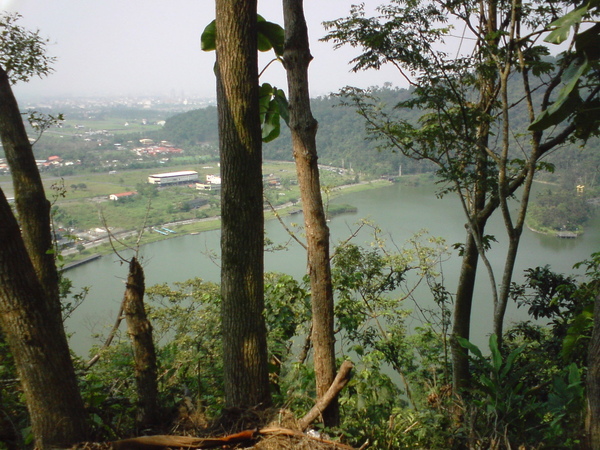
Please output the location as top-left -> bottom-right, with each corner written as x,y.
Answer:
148,170 -> 199,186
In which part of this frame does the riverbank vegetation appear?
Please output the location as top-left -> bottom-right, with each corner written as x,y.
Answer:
527,188 -> 595,235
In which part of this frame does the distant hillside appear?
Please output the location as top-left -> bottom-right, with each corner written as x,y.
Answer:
160,85 -> 599,185
160,87 -> 432,177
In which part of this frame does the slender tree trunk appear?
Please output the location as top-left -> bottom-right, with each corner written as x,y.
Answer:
215,0 -> 271,409
0,191 -> 88,448
587,292 -> 600,449
282,0 -> 339,427
122,257 -> 159,430
451,232 -> 479,392
450,0 -> 499,391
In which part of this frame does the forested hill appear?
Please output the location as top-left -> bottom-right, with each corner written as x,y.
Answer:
161,85 -> 599,184
161,87 -> 431,176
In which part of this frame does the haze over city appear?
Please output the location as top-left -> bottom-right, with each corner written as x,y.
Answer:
3,0 -> 406,101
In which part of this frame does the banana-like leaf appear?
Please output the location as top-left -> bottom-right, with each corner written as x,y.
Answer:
529,57 -> 588,131
545,6 -> 589,45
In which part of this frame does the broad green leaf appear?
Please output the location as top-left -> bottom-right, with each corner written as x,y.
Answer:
479,375 -> 495,393
545,6 -> 589,45
257,20 -> 285,56
262,107 -> 281,142
567,362 -> 582,386
558,57 -> 589,103
501,345 -> 526,379
201,15 -> 284,57
561,303 -> 594,359
530,91 -> 582,131
201,20 -> 216,51
489,334 -> 502,375
259,83 -> 274,122
529,57 -> 588,131
258,83 -> 289,141
456,336 -> 484,360
274,88 -> 290,125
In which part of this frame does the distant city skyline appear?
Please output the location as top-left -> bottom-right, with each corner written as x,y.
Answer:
4,0 -> 406,101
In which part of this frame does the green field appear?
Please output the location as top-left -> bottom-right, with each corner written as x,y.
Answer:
57,118 -> 163,136
47,161 -> 363,230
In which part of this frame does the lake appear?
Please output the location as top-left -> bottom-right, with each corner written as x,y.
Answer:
65,181 -> 600,355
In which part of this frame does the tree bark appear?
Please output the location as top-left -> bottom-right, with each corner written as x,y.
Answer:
0,66 -> 59,307
215,0 -> 271,409
282,0 -> 339,427
451,231 -> 479,393
587,292 -> 600,449
0,190 -> 88,448
122,257 -> 159,430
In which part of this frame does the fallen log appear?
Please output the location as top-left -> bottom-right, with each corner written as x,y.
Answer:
71,429 -> 258,449
70,425 -> 363,449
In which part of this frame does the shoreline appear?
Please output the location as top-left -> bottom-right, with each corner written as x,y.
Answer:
61,178 -> 395,269
526,223 -> 583,238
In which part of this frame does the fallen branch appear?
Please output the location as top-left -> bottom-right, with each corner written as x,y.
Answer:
298,360 -> 354,431
71,426 -> 362,449
86,302 -> 125,369
111,429 -> 257,449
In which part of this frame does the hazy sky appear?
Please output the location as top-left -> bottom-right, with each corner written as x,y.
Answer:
3,0 -> 405,100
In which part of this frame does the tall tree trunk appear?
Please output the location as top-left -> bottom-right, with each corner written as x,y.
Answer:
282,0 -> 339,427
215,0 -> 272,409
587,292 -> 600,449
0,191 -> 88,448
122,257 -> 159,430
0,67 -> 59,307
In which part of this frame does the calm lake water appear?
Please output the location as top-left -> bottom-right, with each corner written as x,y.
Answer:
65,181 -> 600,355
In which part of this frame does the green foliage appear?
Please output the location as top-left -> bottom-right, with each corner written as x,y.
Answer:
458,334 -> 544,447
332,231 -> 450,382
529,56 -> 591,132
201,15 -> 288,142
501,257 -> 600,446
510,262 -> 597,364
78,351 -> 137,440
331,229 -> 453,446
457,332 -> 588,447
135,182 -> 158,199
530,0 -> 600,137
0,12 -> 55,83
544,363 -> 585,446
79,273 -> 312,437
263,273 -> 310,398
146,278 -> 224,418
